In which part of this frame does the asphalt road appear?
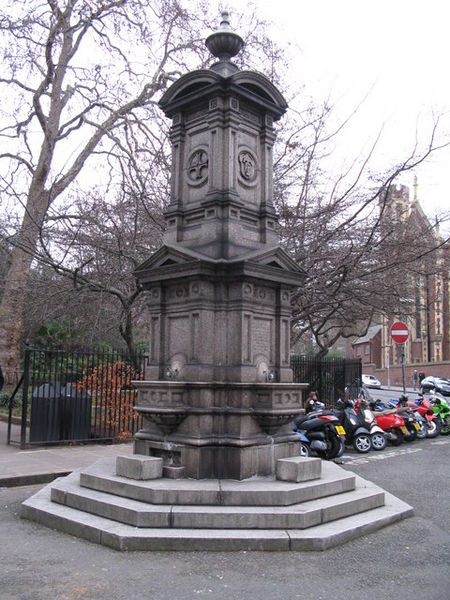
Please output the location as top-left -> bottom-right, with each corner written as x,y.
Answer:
1,437 -> 449,600
362,387 -> 422,403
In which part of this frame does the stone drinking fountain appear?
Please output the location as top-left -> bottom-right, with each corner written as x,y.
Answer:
22,13 -> 413,551
132,10 -> 307,480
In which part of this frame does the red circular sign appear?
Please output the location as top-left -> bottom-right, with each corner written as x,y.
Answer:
391,321 -> 409,344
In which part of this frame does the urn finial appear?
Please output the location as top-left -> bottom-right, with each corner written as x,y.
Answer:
205,10 -> 244,74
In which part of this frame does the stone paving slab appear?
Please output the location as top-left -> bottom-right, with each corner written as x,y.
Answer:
0,420 -> 133,486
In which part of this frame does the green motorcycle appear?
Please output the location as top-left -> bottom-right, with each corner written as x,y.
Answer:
432,394 -> 450,435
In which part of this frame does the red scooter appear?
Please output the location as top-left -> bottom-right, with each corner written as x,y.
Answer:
370,400 -> 408,445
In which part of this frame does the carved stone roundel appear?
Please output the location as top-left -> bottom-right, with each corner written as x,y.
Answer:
188,149 -> 208,183
238,150 -> 257,182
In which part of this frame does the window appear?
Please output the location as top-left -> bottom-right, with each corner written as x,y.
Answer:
365,344 -> 370,356
415,278 -> 421,339
356,346 -> 361,357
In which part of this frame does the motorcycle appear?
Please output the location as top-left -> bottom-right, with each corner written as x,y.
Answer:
354,397 -> 388,451
293,402 -> 346,460
370,400 -> 408,445
431,393 -> 450,435
388,396 -> 426,441
405,396 -> 441,438
332,398 -> 372,453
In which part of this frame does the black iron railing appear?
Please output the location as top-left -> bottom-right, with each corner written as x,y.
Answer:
290,355 -> 362,407
7,346 -> 145,448
6,349 -> 361,446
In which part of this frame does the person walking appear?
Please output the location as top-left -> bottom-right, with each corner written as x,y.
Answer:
412,369 -> 418,391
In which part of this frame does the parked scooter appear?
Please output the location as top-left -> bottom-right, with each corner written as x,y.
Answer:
354,397 -> 387,451
370,400 -> 408,445
332,398 -> 372,453
293,402 -> 346,460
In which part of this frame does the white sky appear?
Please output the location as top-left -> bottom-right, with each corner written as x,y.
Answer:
223,0 -> 450,221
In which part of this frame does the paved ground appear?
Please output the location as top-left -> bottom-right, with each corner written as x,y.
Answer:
0,420 -> 133,487
0,425 -> 449,599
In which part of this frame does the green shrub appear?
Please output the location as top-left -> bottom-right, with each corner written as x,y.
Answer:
0,391 -> 10,407
0,391 -> 20,409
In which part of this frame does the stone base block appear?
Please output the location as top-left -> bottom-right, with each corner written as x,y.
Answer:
276,456 -> 322,483
134,437 -> 301,480
181,441 -> 301,480
162,465 -> 185,479
116,455 -> 162,480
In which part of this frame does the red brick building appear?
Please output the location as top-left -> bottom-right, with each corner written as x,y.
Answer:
352,182 -> 450,384
352,325 -> 382,368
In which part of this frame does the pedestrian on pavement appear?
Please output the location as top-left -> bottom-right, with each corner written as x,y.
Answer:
412,369 -> 418,391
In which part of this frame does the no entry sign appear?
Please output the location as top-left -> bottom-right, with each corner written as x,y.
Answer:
391,321 -> 409,344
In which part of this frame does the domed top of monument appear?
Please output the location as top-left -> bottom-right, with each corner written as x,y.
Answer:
159,12 -> 287,120
205,10 -> 244,76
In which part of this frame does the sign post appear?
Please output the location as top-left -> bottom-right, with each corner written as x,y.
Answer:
391,321 -> 409,394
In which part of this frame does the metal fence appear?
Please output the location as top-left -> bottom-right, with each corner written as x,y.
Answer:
290,355 -> 362,407
7,347 -> 145,448
6,348 -> 361,447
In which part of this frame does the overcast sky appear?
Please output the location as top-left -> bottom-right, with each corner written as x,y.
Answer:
223,0 -> 450,221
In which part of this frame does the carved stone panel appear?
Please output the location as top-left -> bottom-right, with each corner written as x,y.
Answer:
150,317 -> 160,363
253,317 -> 273,362
242,314 -> 252,363
184,135 -> 210,204
146,287 -> 161,306
167,315 -> 190,359
281,318 -> 290,366
238,150 -> 257,184
236,131 -> 260,205
187,148 -> 208,184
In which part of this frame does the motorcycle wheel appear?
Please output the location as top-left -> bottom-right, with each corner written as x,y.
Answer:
416,422 -> 427,439
371,432 -> 387,451
388,429 -> 404,446
426,419 -> 441,438
353,433 -> 372,453
404,427 -> 417,442
336,437 -> 345,457
316,433 -> 343,460
441,419 -> 450,435
299,443 -> 311,457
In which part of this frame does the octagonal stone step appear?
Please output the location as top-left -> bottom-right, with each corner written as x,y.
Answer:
79,457 -> 356,507
50,470 -> 385,530
21,476 -> 413,552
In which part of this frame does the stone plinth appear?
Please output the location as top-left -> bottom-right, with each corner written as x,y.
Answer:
133,381 -> 307,479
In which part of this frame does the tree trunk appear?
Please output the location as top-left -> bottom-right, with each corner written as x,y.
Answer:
0,246 -> 34,384
119,306 -> 139,370
0,184 -> 48,383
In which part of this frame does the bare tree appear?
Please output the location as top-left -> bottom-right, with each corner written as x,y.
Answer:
1,1 -> 448,380
0,1 -> 283,380
0,0 -> 200,380
273,104 -> 450,356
